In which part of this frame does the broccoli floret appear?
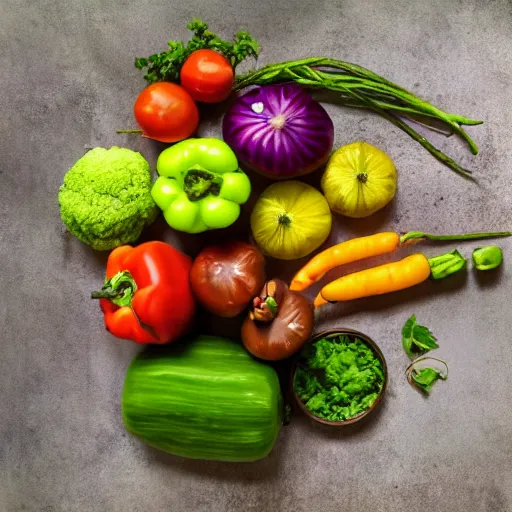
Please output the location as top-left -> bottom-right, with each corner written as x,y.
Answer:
58,147 -> 158,250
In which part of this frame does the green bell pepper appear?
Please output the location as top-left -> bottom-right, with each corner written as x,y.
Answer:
151,138 -> 251,234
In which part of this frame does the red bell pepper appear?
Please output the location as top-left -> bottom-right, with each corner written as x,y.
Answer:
91,241 -> 195,344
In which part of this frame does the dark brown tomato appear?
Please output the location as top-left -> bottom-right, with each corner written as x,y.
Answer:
190,241 -> 266,318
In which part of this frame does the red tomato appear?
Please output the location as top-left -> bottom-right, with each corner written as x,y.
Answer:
180,49 -> 235,103
134,82 -> 199,143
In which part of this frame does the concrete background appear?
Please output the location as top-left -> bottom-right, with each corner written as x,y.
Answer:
1,0 -> 511,510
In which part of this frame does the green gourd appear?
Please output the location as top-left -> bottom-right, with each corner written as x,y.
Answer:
122,335 -> 283,462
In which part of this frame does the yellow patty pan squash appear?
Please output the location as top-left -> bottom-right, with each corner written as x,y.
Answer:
250,181 -> 332,260
321,141 -> 397,218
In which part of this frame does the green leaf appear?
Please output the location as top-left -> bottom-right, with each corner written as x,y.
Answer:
405,357 -> 448,394
411,367 -> 447,393
401,315 -> 416,357
145,72 -> 158,84
135,57 -> 148,69
401,315 -> 439,359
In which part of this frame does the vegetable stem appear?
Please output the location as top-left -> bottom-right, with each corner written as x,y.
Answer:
400,231 -> 512,245
428,250 -> 466,279
277,214 -> 291,226
357,172 -> 368,183
91,271 -> 137,308
117,129 -> 143,134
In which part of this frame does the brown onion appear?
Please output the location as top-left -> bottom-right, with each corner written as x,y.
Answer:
241,279 -> 314,360
190,241 -> 266,318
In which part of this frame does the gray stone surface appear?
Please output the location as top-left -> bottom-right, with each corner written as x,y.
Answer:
1,0 -> 512,510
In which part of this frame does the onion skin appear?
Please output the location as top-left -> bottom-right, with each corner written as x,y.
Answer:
222,84 -> 334,180
241,279 -> 314,360
190,241 -> 266,318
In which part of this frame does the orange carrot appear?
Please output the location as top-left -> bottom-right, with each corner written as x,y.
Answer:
290,232 -> 400,292
314,253 -> 432,307
291,230 -> 510,293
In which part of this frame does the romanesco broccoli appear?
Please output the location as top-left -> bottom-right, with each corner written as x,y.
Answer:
58,147 -> 158,250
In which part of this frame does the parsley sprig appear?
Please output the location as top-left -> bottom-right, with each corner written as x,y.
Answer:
135,19 -> 259,84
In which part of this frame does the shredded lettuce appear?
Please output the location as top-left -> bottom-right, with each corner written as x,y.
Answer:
294,335 -> 384,422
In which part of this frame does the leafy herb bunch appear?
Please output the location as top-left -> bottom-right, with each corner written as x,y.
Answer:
135,19 -> 259,84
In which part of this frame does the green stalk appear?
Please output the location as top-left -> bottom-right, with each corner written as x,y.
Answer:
400,231 -> 512,244
375,111 -> 474,178
327,80 -> 479,153
293,65 -> 480,155
262,58 -> 481,124
324,79 -> 474,178
91,271 -> 138,307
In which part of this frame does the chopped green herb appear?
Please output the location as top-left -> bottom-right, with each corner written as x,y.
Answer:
406,357 -> 448,394
402,315 -> 439,359
293,335 -> 385,422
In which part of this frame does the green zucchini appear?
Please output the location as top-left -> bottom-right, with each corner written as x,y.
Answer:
122,335 -> 283,462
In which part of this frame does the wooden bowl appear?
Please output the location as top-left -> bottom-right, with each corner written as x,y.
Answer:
290,328 -> 388,427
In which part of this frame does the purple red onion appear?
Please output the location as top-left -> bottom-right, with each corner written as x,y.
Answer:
222,84 -> 334,180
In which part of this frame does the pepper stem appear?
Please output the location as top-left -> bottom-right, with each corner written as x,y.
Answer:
400,230 -> 512,245
428,250 -> 466,280
91,271 -> 137,307
183,167 -> 223,201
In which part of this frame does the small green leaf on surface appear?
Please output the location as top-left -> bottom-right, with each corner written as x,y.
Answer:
402,315 -> 439,359
406,357 -> 448,394
411,368 -> 445,393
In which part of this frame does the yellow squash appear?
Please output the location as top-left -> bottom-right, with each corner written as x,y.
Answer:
250,181 -> 332,260
321,141 -> 397,218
